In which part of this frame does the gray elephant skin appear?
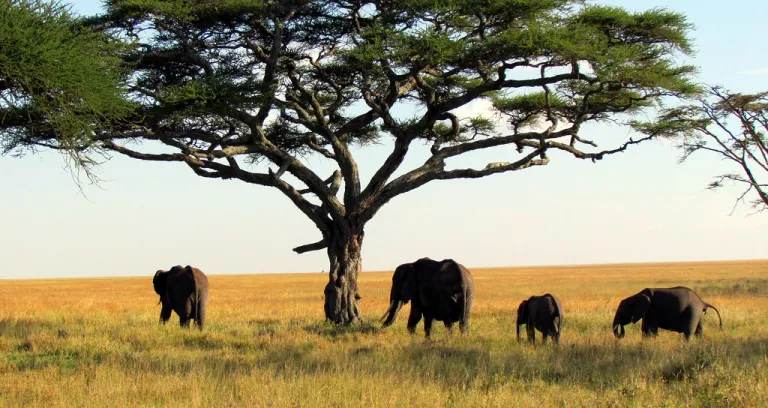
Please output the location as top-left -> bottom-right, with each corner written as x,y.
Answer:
153,265 -> 209,330
612,286 -> 722,340
517,294 -> 563,345
380,258 -> 474,337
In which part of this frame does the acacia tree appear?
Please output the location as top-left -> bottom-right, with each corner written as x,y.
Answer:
3,0 -> 698,324
636,88 -> 768,213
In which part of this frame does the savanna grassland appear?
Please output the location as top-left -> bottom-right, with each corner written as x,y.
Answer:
0,260 -> 767,407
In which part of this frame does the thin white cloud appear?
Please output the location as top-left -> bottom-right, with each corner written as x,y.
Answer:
742,68 -> 768,76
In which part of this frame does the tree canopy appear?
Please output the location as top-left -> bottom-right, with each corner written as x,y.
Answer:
1,0 -> 699,324
0,0 -> 130,170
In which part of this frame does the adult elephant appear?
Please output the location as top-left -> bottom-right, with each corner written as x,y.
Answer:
153,265 -> 209,330
380,258 -> 474,338
517,294 -> 563,345
612,286 -> 722,341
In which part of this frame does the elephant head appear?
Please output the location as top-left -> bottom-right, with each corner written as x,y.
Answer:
380,263 -> 418,327
153,270 -> 169,304
516,300 -> 529,341
612,291 -> 651,339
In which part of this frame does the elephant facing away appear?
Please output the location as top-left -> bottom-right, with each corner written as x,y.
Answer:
612,286 -> 722,341
517,294 -> 563,345
380,258 -> 474,338
153,265 -> 209,330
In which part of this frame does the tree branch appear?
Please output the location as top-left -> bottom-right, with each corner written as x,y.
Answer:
285,60 -> 362,208
293,239 -> 329,254
254,18 -> 283,125
361,146 -> 549,223
102,141 -> 332,237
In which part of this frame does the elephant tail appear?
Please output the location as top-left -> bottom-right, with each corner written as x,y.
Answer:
704,303 -> 723,329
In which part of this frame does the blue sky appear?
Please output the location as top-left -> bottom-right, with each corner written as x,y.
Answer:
2,0 -> 768,278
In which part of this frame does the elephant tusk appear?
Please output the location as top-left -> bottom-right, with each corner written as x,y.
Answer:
378,311 -> 389,323
380,300 -> 402,327
379,300 -> 395,322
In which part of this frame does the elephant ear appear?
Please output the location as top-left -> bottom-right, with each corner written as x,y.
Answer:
153,270 -> 168,297
516,300 -> 528,325
630,293 -> 651,323
399,264 -> 417,303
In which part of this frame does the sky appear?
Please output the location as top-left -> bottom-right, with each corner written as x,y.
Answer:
2,0 -> 768,279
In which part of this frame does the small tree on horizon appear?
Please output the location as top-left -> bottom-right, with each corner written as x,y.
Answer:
2,0 -> 699,324
635,87 -> 768,214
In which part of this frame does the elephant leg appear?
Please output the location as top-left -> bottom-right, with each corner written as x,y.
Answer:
406,306 -> 423,334
459,296 -> 471,335
180,298 -> 194,328
695,321 -> 703,337
641,318 -> 657,338
682,325 -> 694,341
459,318 -> 469,335
542,332 -> 548,344
553,330 -> 560,345
195,298 -> 206,331
444,320 -> 453,334
423,314 -> 434,338
159,303 -> 172,324
527,323 -> 536,345
681,309 -> 698,341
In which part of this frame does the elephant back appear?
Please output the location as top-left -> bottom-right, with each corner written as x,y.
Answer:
430,261 -> 472,306
189,266 -> 209,289
164,265 -> 197,300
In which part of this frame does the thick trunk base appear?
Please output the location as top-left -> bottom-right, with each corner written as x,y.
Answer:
324,232 -> 363,325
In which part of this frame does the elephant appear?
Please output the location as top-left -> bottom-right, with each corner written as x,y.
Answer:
516,294 -> 563,345
153,265 -> 209,330
380,257 -> 474,338
612,286 -> 722,341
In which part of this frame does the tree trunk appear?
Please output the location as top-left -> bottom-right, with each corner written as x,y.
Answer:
324,226 -> 364,325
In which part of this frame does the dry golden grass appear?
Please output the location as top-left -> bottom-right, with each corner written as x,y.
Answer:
1,260 -> 767,407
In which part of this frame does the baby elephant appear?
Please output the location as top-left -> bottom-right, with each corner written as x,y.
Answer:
516,294 -> 563,345
153,265 -> 209,330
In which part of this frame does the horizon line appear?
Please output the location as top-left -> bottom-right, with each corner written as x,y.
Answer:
2,257 -> 765,281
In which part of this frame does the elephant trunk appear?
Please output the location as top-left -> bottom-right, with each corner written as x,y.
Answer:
516,324 -> 522,342
380,299 -> 403,327
613,323 -> 625,339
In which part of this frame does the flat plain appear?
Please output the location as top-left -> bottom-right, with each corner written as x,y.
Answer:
0,260 -> 766,407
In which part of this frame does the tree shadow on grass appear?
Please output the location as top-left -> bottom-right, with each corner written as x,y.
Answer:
117,330 -> 768,392
354,337 -> 768,391
692,278 -> 768,297
657,338 -> 767,384
3,314 -> 765,393
303,320 -> 381,338
0,318 -> 58,339
117,341 -> 334,378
